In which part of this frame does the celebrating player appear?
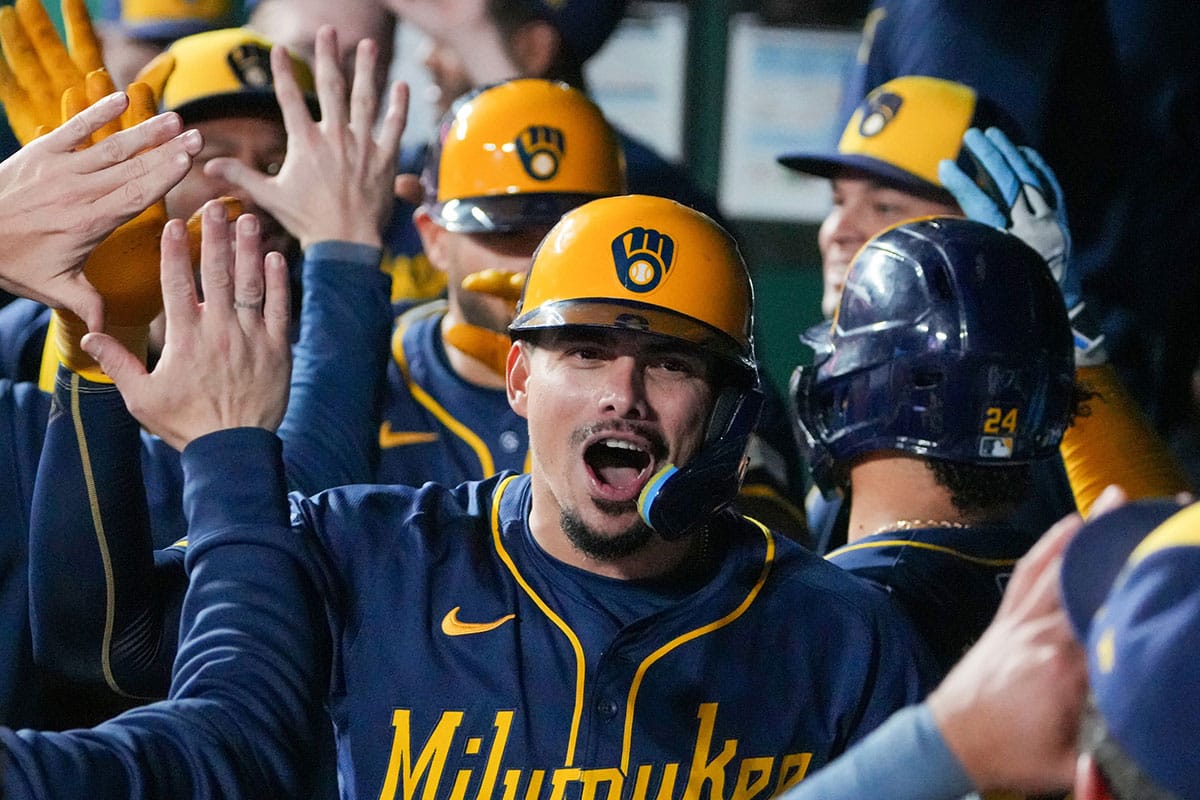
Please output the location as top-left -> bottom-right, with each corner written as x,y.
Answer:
791,215 -> 1077,675
1,194 -> 935,798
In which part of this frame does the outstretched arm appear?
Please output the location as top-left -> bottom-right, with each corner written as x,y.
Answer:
2,208 -> 326,800
776,487 -> 1125,800
941,128 -> 1192,512
205,28 -> 409,492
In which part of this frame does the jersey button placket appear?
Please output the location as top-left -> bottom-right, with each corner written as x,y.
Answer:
595,697 -> 619,720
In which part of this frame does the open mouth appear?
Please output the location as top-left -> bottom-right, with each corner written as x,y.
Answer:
584,438 -> 654,501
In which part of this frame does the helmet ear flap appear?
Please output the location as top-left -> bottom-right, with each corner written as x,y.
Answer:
638,385 -> 765,540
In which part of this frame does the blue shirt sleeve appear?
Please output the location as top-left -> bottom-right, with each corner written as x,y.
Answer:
1,428 -> 329,799
278,242 -> 392,494
778,703 -> 975,800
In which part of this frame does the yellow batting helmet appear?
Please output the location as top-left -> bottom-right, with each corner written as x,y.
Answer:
422,78 -> 626,233
510,194 -> 755,375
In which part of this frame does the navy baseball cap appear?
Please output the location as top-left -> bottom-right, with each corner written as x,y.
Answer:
1060,499 -> 1200,800
529,0 -> 629,63
778,76 -> 1019,200
99,0 -> 236,40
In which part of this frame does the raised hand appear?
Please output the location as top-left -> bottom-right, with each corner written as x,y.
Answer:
83,203 -> 293,451
0,89 -> 201,331
940,127 -> 1106,366
201,27 -> 409,251
0,0 -> 103,143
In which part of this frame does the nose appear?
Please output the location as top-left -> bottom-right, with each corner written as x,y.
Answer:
598,356 -> 649,420
824,203 -> 866,250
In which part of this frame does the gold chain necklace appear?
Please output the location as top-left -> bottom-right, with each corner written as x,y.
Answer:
871,519 -> 970,537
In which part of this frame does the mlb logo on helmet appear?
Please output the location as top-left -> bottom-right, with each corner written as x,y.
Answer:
612,227 -> 675,294
515,125 -> 566,181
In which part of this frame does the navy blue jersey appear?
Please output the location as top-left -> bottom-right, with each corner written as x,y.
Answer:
1,427 -> 935,799
0,376 -> 184,730
827,523 -> 1039,677
379,302 -> 531,485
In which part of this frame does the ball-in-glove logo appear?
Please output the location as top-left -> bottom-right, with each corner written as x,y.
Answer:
857,90 -> 903,138
612,227 -> 675,293
515,125 -> 565,181
227,43 -> 274,89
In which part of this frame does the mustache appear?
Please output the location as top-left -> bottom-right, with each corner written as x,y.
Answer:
569,421 -> 667,461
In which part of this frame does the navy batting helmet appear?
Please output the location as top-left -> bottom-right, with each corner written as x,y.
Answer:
791,216 -> 1074,494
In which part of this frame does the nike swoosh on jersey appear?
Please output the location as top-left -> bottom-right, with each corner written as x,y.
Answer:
441,606 -> 516,637
379,421 -> 440,449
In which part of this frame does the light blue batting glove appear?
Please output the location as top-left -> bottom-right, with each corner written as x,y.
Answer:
939,127 -> 1106,366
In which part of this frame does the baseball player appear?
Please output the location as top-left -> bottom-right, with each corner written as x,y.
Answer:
777,75 -> 1189,551
791,215 -> 1077,676
1,192 -> 936,799
259,73 -> 808,537
25,25 -> 406,708
0,78 -> 202,728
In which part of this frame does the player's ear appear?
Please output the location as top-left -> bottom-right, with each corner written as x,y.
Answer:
413,208 -> 449,274
507,339 -> 532,418
508,19 -> 560,77
1074,753 -> 1115,800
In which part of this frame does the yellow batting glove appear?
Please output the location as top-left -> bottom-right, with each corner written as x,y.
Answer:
460,267 -> 526,303
53,75 -> 161,381
0,0 -> 102,145
443,268 -> 527,377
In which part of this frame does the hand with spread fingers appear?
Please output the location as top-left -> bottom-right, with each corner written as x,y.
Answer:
83,202 -> 293,451
0,88 -> 201,332
0,0 -> 104,144
201,27 -> 410,252
939,126 -> 1107,366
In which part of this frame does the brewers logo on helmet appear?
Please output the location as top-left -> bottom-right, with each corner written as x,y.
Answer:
421,78 -> 626,233
792,216 -> 1074,494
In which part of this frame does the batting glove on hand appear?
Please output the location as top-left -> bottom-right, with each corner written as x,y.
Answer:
940,127 -> 1107,366
0,0 -> 103,144
443,268 -> 526,377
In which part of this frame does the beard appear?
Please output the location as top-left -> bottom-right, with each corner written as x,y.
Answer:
560,500 -> 654,562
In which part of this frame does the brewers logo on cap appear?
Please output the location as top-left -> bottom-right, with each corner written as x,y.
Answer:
777,76 -> 1022,198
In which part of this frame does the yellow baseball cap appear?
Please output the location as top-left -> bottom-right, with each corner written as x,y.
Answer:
142,27 -> 316,122
778,75 -> 1020,199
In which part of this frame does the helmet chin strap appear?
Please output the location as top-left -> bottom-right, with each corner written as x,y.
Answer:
637,385 -> 764,540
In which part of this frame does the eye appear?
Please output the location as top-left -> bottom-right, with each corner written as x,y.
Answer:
264,160 -> 283,176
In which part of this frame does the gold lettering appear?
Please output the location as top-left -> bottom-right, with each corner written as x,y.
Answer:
377,709 -> 463,800
547,768 -> 581,800
772,753 -> 813,796
522,770 -> 546,800
578,768 -> 623,800
476,710 -> 514,800
682,703 -> 736,800
449,771 -> 473,800
631,763 -> 679,800
731,757 -> 773,800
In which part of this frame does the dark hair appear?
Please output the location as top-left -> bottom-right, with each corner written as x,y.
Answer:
924,379 -> 1094,516
487,0 -> 586,87
1079,697 -> 1181,800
